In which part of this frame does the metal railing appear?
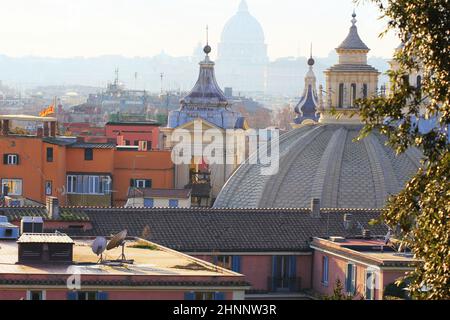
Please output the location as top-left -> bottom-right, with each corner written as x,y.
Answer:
267,277 -> 301,293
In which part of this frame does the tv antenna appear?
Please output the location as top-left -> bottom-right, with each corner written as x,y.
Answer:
91,236 -> 107,263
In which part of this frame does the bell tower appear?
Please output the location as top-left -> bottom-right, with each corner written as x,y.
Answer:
319,12 -> 380,124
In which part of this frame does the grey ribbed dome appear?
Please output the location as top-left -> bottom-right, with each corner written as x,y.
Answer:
214,124 -> 423,209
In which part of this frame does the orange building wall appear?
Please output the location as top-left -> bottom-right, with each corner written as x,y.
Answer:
0,136 -> 174,207
113,150 -> 174,205
0,137 -> 44,203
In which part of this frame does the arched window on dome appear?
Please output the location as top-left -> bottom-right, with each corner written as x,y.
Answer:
338,83 -> 344,108
363,84 -> 368,99
416,75 -> 422,98
350,83 -> 357,107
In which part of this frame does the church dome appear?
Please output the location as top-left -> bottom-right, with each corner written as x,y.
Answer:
214,124 -> 423,209
220,1 -> 265,44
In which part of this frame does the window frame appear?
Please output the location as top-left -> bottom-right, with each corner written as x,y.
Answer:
216,255 -> 232,270
45,180 -> 52,196
6,154 -> 19,165
46,147 -> 54,162
84,148 -> 94,161
321,255 -> 329,286
66,174 -> 111,195
169,199 -> 179,208
143,198 -> 154,208
338,83 -> 344,108
345,263 -> 357,295
27,290 -> 46,300
1,178 -> 23,196
365,270 -> 376,300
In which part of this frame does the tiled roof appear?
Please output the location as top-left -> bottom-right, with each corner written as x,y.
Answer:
326,64 -> 379,73
69,142 -> 116,149
64,207 -> 386,252
0,278 -> 249,287
0,206 -> 90,221
42,137 -> 77,146
17,232 -> 74,244
106,121 -> 161,126
127,188 -> 192,199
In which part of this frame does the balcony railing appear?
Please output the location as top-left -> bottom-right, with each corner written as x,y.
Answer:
267,277 -> 301,293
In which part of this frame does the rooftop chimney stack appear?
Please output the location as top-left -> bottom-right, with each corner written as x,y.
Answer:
362,229 -> 371,239
311,198 -> 321,218
46,196 -> 60,220
344,213 -> 353,230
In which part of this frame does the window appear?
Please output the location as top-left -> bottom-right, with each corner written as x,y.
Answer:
346,263 -> 357,295
3,154 -> 19,165
365,270 -> 376,300
67,291 -> 108,300
322,256 -> 329,286
27,290 -> 45,300
351,83 -> 357,107
78,291 -> 97,300
131,179 -> 152,189
67,175 -> 111,195
184,292 -> 219,300
45,181 -> 52,196
215,256 -> 232,270
272,256 -> 297,292
169,199 -> 179,208
144,198 -> 154,208
1,179 -> 22,195
46,147 -> 53,162
338,83 -> 344,108
416,75 -> 422,98
147,141 -> 152,150
363,84 -> 368,99
84,148 -> 93,161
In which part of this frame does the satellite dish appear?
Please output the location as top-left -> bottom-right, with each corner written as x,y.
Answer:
91,237 -> 107,256
384,230 -> 392,245
106,230 -> 128,250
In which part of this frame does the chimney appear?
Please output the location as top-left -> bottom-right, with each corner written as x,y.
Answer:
1,119 -> 10,136
362,229 -> 371,239
344,213 -> 353,230
46,196 -> 60,220
311,198 -> 321,218
43,122 -> 49,137
36,127 -> 43,138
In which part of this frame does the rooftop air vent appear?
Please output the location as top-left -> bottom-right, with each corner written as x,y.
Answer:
330,236 -> 346,243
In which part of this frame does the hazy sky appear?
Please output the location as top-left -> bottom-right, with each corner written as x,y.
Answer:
0,0 -> 399,59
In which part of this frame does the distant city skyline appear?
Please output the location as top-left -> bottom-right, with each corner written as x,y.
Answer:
0,0 -> 399,60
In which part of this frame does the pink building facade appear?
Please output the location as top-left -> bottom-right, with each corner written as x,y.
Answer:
310,237 -> 416,300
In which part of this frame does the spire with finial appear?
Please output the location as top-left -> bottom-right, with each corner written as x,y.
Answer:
336,10 -> 369,50
307,43 -> 315,67
351,10 -> 357,26
203,25 -> 211,56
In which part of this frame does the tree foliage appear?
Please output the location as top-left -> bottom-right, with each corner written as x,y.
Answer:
355,0 -> 449,299
322,279 -> 354,300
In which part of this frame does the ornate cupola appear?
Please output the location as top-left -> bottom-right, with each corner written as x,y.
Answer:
167,43 -> 245,129
293,46 -> 319,125
319,12 -> 380,124
179,45 -> 229,108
